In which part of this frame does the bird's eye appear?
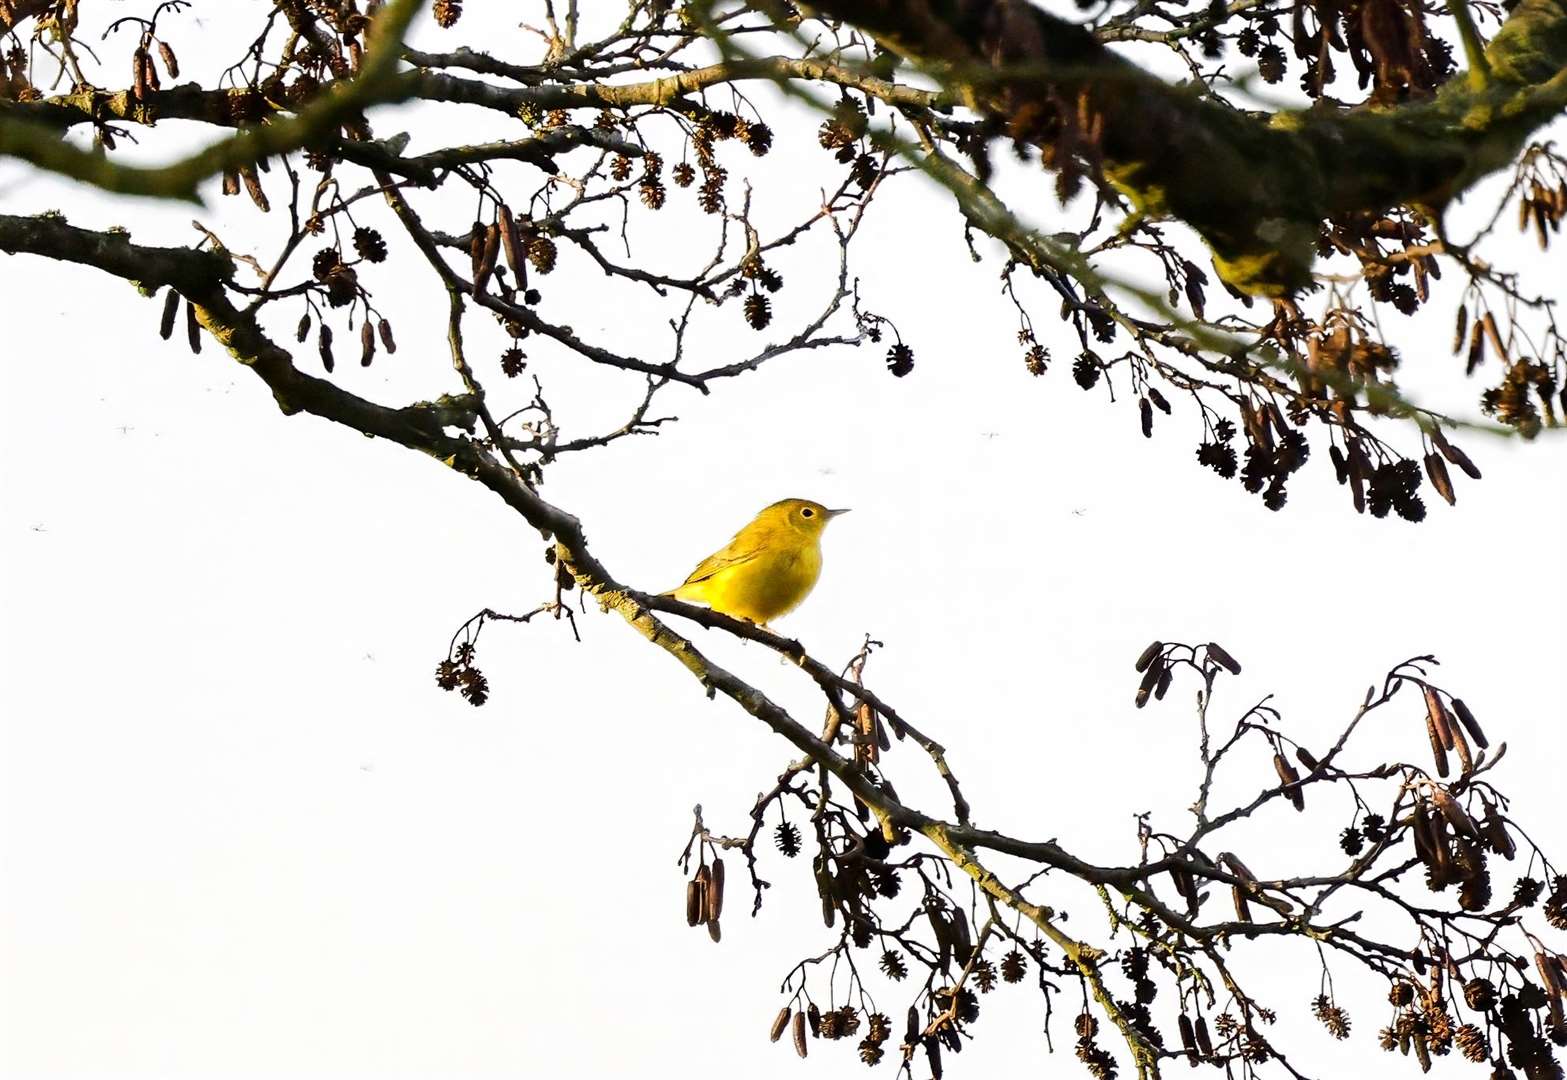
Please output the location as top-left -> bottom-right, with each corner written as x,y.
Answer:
800,507 -> 815,518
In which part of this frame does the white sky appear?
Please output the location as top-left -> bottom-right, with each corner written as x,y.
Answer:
2,4 -> 1565,1079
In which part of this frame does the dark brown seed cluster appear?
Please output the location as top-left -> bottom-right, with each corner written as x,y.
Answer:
818,99 -> 868,158
353,226 -> 387,263
435,640 -> 488,706
885,343 -> 914,378
1546,876 -> 1567,931
1074,1010 -> 1118,1079
1000,948 -> 1027,984
1072,352 -> 1102,390
1311,994 -> 1352,1040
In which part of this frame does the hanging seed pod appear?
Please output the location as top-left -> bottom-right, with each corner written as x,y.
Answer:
792,1010 -> 808,1058
1135,660 -> 1164,708
1264,401 -> 1290,438
706,918 -> 721,944
318,324 -> 334,372
1170,861 -> 1199,914
1481,311 -> 1506,358
1430,428 -> 1483,479
377,317 -> 396,354
1207,642 -> 1242,675
1140,396 -> 1153,437
814,856 -> 837,917
1134,641 -> 1163,672
1296,746 -> 1321,774
951,907 -> 973,966
296,312 -> 311,343
473,222 -> 500,294
808,1003 -> 822,1038
468,221 -> 486,279
1430,812 -> 1454,881
855,702 -> 878,764
1329,443 -> 1348,484
709,858 -> 725,922
1450,699 -> 1488,749
1537,952 -> 1563,997
359,320 -> 375,366
1452,304 -> 1468,355
1423,687 -> 1456,751
1274,753 -> 1304,811
131,47 -> 152,101
1539,952 -> 1566,1028
156,39 -> 179,79
498,205 -> 525,280
694,864 -> 711,919
240,163 -> 270,212
158,288 -> 180,339
925,1036 -> 942,1079
685,878 -> 703,927
1448,712 -> 1474,774
1232,884 -> 1253,923
222,167 -> 240,196
1194,1016 -> 1214,1057
184,299 -> 201,354
1422,701 -> 1450,778
1430,787 -> 1479,838
1425,453 -> 1455,505
1178,1013 -> 1199,1064
1411,802 -> 1437,864
770,1006 -> 791,1043
926,904 -> 954,957
1466,319 -> 1486,374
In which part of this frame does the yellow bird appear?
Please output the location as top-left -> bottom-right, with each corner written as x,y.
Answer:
666,498 -> 849,625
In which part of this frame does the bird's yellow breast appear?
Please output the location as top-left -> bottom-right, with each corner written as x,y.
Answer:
677,543 -> 823,624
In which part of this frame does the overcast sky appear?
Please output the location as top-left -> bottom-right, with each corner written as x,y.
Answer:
2,5 -> 1565,1079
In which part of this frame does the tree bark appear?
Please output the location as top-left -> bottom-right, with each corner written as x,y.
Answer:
808,0 -> 1567,293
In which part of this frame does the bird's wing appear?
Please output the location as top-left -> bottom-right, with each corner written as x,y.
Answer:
676,534 -> 767,589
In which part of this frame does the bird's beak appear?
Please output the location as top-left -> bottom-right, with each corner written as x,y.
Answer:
827,508 -> 851,519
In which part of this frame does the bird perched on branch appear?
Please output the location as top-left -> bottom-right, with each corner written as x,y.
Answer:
665,498 -> 849,626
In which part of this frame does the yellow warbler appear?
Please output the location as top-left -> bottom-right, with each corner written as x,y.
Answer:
666,498 -> 849,625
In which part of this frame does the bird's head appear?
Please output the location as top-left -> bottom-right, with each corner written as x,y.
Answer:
763,498 -> 850,539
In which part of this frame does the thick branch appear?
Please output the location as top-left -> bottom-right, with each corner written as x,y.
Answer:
809,0 -> 1567,294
